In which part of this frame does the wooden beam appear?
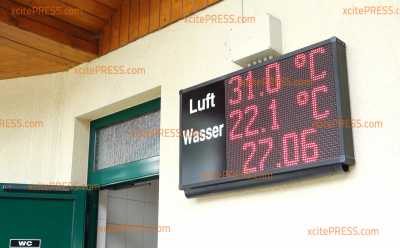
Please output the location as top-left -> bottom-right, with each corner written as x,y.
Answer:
0,21 -> 96,63
207,0 -> 219,4
95,0 -> 123,10
159,0 -> 171,27
12,0 -> 106,32
0,0 -> 98,42
100,22 -> 111,54
60,0 -> 114,21
128,0 -> 139,42
0,65 -> 69,80
119,0 -> 130,45
138,0 -> 150,37
27,15 -> 99,42
17,14 -> 98,54
149,0 -> 160,32
171,0 -> 182,22
193,0 -> 207,11
0,38 -> 75,79
182,0 -> 194,17
0,6 -> 98,55
110,8 -> 120,50
0,36 -> 75,67
97,0 -> 221,56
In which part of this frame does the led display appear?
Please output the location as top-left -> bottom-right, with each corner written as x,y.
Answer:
180,37 -> 354,197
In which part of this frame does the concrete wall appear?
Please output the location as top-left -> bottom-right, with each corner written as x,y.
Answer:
0,0 -> 399,247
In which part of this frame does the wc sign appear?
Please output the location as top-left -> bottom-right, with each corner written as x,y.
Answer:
9,239 -> 41,248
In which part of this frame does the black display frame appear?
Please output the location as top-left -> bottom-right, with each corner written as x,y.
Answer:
179,37 -> 354,197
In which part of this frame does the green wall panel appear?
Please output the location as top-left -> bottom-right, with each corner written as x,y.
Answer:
0,187 -> 86,248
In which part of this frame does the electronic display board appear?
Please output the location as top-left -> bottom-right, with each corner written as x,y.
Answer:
179,37 -> 354,197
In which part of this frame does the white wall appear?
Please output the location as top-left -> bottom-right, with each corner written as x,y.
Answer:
0,0 -> 399,247
0,73 -> 67,184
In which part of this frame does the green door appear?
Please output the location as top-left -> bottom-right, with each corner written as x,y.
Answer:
0,185 -> 87,248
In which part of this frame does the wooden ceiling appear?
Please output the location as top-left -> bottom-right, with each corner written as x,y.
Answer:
0,0 -> 219,80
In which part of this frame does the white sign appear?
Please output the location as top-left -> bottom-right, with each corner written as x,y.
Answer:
9,239 -> 41,248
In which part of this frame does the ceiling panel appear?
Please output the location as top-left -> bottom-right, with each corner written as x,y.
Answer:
0,0 -> 220,80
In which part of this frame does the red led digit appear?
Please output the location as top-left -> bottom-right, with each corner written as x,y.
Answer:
296,91 -> 309,106
294,53 -> 307,69
228,75 -> 242,105
242,141 -> 257,174
311,85 -> 330,120
229,109 -> 243,141
300,128 -> 319,163
244,105 -> 259,137
245,70 -> 255,101
265,62 -> 282,94
309,47 -> 327,81
268,99 -> 280,130
258,138 -> 273,171
282,132 -> 299,166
